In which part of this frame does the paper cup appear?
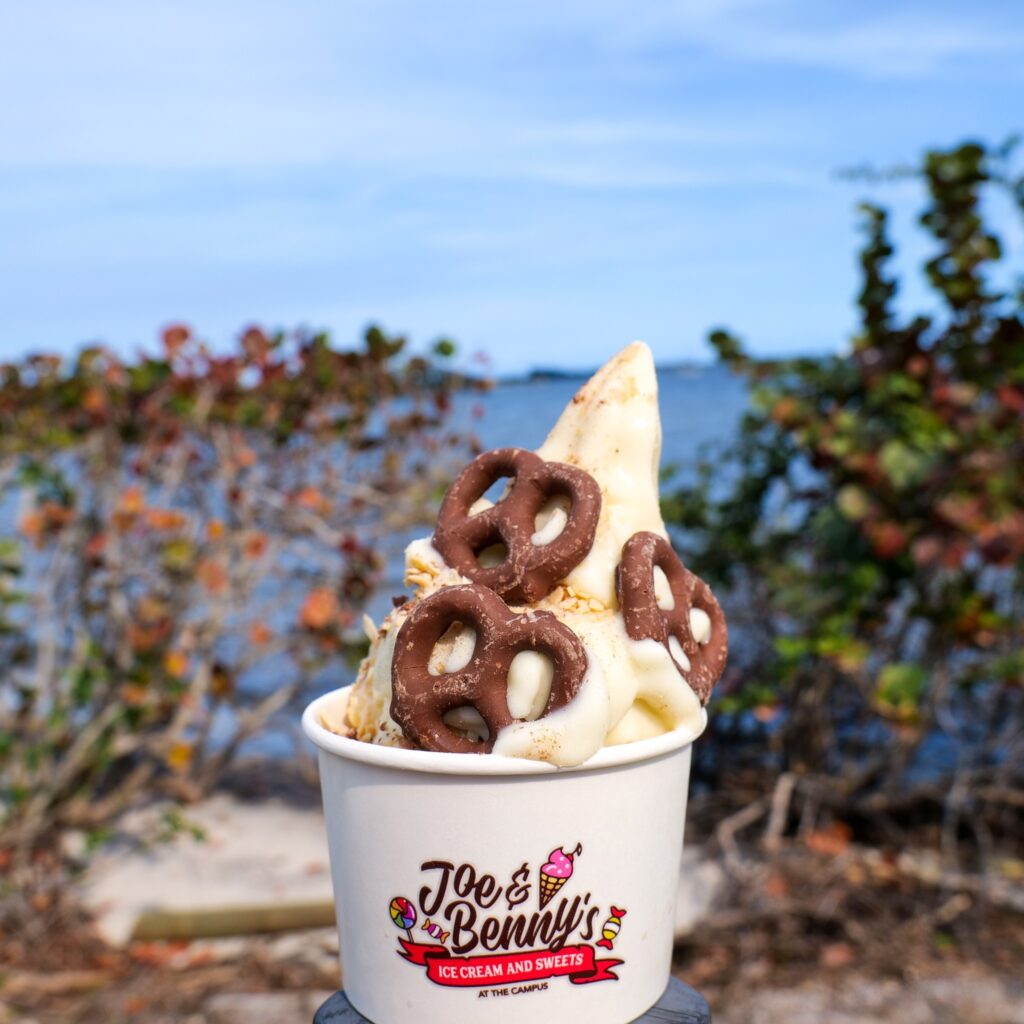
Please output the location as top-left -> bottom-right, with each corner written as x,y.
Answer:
303,686 -> 694,1024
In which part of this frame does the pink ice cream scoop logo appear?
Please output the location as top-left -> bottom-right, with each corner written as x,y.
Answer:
389,842 -> 628,992
538,843 -> 582,908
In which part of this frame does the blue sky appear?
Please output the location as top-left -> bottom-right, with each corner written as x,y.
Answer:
1,1 -> 1021,373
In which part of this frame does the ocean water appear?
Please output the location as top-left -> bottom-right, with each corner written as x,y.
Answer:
463,363 -> 746,456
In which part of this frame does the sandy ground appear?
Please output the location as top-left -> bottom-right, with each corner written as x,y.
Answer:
5,793 -> 1015,1023
715,975 -> 1024,1024
14,947 -> 1023,1024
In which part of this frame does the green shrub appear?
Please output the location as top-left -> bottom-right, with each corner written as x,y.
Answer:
667,141 -> 1024,847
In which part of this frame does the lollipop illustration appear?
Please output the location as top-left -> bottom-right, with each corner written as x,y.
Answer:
538,843 -> 582,908
389,895 -> 417,939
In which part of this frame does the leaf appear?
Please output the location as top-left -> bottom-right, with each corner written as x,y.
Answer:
707,328 -> 747,365
144,508 -> 187,532
243,531 -> 269,559
299,587 -> 338,630
294,486 -> 330,515
18,511 -> 44,540
820,942 -> 857,968
818,635 -> 870,672
82,386 -> 108,416
210,664 -> 234,699
0,537 -> 21,569
774,635 -> 811,660
805,821 -> 852,857
116,486 -> 145,516
865,520 -> 907,559
162,323 -> 192,356
879,440 -> 930,489
875,663 -> 929,720
164,650 -> 189,678
119,683 -> 147,707
84,532 -> 107,562
248,621 -> 273,646
836,484 -> 871,521
166,743 -> 193,772
161,538 -> 195,572
196,558 -> 229,595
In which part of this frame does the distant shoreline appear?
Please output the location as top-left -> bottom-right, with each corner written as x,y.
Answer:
497,361 -> 718,386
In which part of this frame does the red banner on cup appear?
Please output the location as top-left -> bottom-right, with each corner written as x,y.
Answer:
398,939 -> 622,987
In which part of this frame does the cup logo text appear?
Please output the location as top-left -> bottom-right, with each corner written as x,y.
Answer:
389,843 -> 628,993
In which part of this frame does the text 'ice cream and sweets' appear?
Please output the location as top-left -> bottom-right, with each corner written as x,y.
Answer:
321,342 -> 727,767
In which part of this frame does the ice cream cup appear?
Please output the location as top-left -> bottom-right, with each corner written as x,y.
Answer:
303,685 -> 696,1024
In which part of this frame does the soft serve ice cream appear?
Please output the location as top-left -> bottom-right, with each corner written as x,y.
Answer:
324,342 -> 727,767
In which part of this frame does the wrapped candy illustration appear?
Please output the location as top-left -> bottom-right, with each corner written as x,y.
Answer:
596,906 -> 626,950
538,843 -> 582,908
421,919 -> 450,943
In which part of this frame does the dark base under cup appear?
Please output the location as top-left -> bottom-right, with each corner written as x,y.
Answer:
313,977 -> 712,1023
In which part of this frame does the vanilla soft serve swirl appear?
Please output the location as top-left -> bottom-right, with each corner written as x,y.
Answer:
335,343 -> 710,766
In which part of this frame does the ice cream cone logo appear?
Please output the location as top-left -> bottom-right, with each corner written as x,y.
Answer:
538,843 -> 582,908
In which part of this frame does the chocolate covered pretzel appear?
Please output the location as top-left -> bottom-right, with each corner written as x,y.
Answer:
433,448 -> 601,603
391,583 -> 588,754
616,531 -> 727,704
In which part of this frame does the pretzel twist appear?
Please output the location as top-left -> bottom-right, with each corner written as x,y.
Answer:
391,583 -> 588,753
616,531 -> 727,704
433,448 -> 601,603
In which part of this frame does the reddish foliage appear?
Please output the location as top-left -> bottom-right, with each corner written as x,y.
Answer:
0,324 -> 483,856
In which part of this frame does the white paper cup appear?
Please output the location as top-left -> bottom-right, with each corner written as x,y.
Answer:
303,686 -> 694,1024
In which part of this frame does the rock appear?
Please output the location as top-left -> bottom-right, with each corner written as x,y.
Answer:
263,927 -> 339,972
916,977 -> 1024,1023
79,794 -> 333,946
715,975 -> 1024,1024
